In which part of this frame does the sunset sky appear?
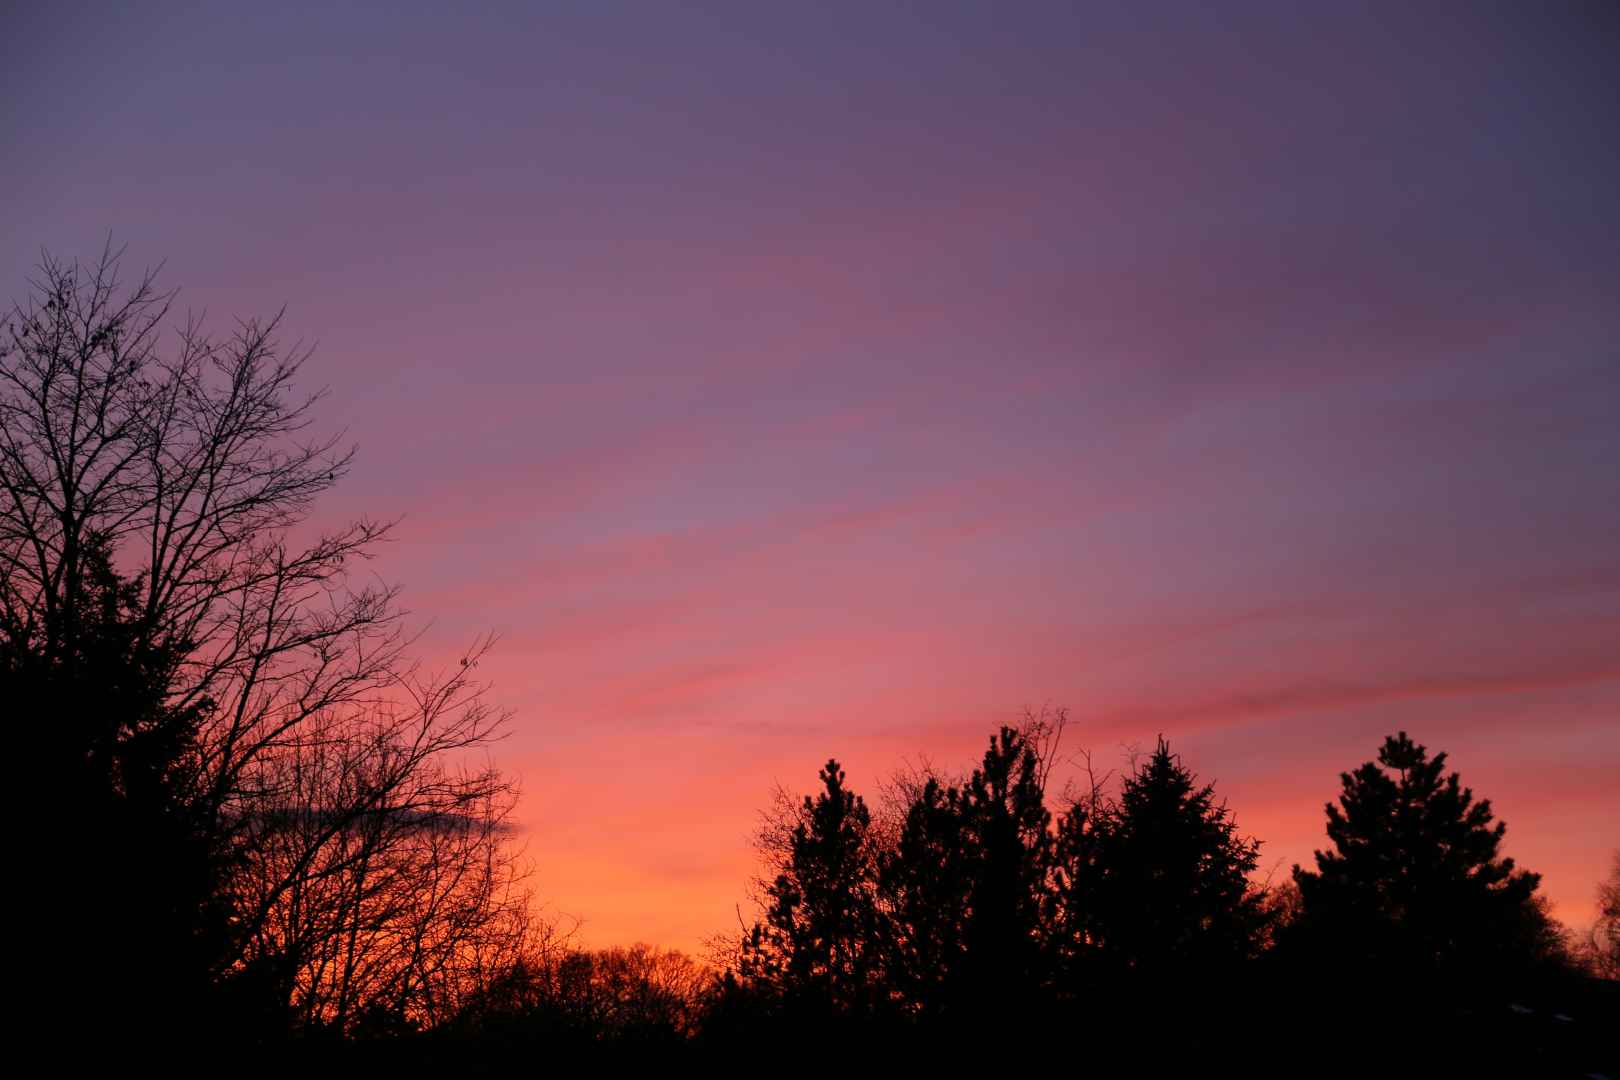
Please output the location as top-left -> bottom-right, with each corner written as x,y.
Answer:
5,1 -> 1617,953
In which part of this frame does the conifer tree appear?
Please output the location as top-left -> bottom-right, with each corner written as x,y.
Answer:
1292,732 -> 1564,980
878,726 -> 1052,1017
738,760 -> 880,1013
4,537 -> 248,1041
878,775 -> 968,1014
956,726 -> 1053,995
1083,737 -> 1266,976
1047,786 -> 1105,987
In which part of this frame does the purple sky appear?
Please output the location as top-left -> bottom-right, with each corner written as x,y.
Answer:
5,1 -> 1617,952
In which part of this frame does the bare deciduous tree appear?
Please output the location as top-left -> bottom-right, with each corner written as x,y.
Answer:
456,939 -> 708,1042
231,638 -> 532,1030
1583,851 -> 1620,980
0,242 -> 531,1029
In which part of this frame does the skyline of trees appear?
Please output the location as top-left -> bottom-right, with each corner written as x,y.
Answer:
712,719 -> 1606,1030
693,722 -> 1613,1070
3,245 -> 1613,1066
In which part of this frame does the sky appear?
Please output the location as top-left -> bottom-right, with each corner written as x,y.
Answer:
4,1 -> 1617,954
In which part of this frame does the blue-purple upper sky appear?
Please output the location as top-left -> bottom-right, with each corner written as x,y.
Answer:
5,1 -> 1617,950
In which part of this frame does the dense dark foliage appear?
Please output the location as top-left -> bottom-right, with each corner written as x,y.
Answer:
736,760 -> 881,1018
1290,731 -> 1571,985
714,724 -> 1280,1049
6,538 -> 251,1043
879,727 -> 1055,1023
709,726 -> 1613,1072
1084,737 -> 1269,976
1264,732 -> 1607,1075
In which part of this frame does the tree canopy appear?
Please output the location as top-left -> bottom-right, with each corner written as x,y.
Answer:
2,244 -> 533,1040
1291,731 -> 1566,982
723,720 -> 1284,1037
1082,737 -> 1268,977
737,758 -> 881,1015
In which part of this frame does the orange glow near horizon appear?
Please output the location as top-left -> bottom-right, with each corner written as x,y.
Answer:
5,1 -> 1617,960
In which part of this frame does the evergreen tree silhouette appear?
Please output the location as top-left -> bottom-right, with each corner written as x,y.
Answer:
1291,731 -> 1563,984
956,726 -> 1052,1003
878,774 -> 968,1015
1047,780 -> 1104,991
1084,737 -> 1266,978
5,538 -> 256,1044
738,759 -> 880,1017
879,726 -> 1051,1020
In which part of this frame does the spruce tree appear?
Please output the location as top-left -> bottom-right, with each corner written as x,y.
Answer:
1084,737 -> 1266,976
1292,731 -> 1563,981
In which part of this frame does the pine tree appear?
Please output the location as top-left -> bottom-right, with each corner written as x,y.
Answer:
956,726 -> 1053,997
1082,737 -> 1266,977
738,759 -> 880,1014
878,726 -> 1052,1018
1292,731 -> 1563,981
879,775 -> 968,1014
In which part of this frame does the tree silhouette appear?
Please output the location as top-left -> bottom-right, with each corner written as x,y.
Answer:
878,725 -> 1052,1020
1093,737 -> 1266,973
1583,851 -> 1619,980
718,720 -> 1600,1061
1292,731 -> 1564,983
953,726 -> 1053,1003
455,941 -> 707,1046
1,243 -> 531,1036
3,535 -> 247,1041
877,773 -> 968,1017
737,759 -> 881,1016
1047,772 -> 1105,991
